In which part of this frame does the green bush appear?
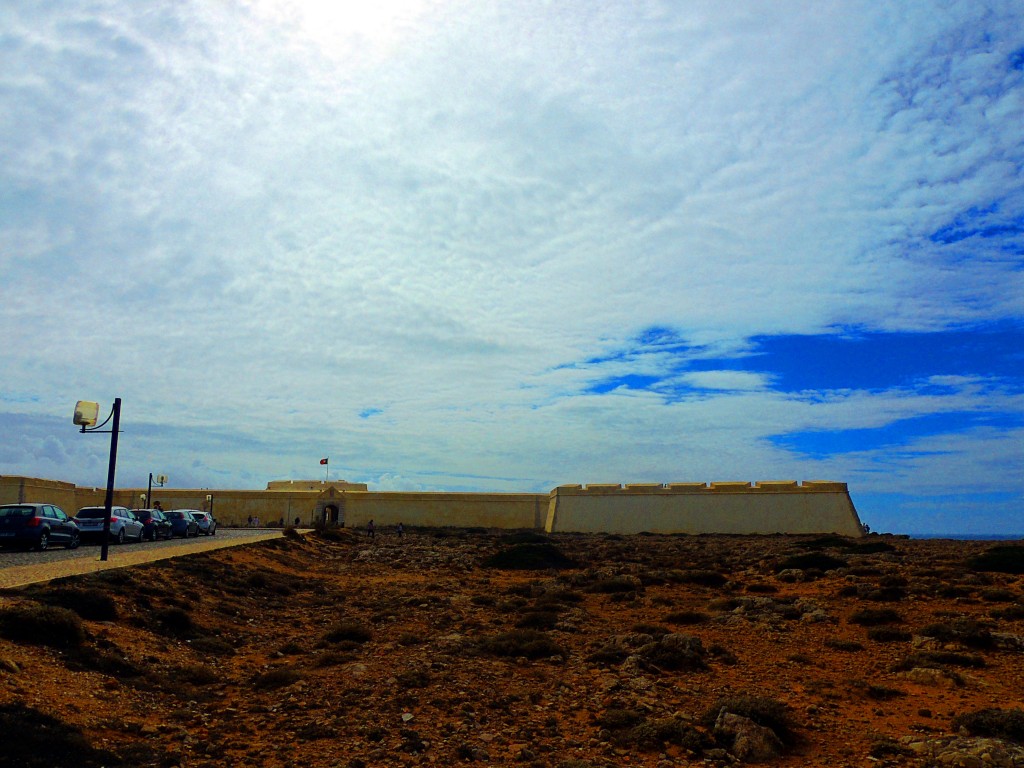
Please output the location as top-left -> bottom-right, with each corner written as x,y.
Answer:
0,604 -> 85,649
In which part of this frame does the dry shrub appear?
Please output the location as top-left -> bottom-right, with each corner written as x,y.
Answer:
990,604 -> 1024,621
969,546 -> 1024,575
700,694 -> 797,746
776,552 -> 849,573
664,610 -> 711,625
586,576 -> 640,594
824,639 -> 864,652
951,708 -> 1024,743
0,603 -> 85,649
848,608 -> 902,626
482,544 -> 578,570
672,570 -> 728,587
894,650 -> 986,670
636,634 -> 707,671
478,629 -> 565,659
322,621 -> 372,645
516,610 -> 560,630
867,627 -> 912,642
154,607 -> 194,638
252,667 -> 301,690
0,702 -> 118,768
917,619 -> 993,649
41,587 -> 118,622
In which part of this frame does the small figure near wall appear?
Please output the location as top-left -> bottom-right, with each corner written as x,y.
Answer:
367,519 -> 375,538
396,522 -> 404,538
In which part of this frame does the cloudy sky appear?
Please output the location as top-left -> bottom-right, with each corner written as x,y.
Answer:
2,1 -> 1022,535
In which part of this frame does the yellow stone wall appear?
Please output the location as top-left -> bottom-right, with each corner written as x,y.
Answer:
545,481 -> 865,536
338,491 -> 546,530
1,475 -> 864,535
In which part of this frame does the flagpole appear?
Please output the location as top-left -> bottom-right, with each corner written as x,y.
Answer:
324,458 -> 329,484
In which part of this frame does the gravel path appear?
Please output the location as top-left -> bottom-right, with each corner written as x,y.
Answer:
0,528 -> 292,589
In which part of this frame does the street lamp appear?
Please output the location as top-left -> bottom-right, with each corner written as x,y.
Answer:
206,494 -> 214,519
147,473 -> 167,510
73,398 -> 121,562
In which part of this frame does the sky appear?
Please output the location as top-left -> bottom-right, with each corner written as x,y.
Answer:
1,1 -> 1022,535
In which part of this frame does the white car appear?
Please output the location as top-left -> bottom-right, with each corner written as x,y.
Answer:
75,506 -> 145,544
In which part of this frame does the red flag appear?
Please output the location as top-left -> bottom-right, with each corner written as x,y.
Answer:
319,458 -> 329,465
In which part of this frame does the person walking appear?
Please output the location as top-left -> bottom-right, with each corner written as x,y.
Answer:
367,519 -> 375,538
396,522 -> 404,538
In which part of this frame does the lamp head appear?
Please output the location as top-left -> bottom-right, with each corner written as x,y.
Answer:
73,401 -> 99,427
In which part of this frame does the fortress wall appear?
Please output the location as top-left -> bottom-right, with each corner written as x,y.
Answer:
0,476 -> 82,511
339,491 -> 546,530
545,481 -> 864,537
4,475 -> 863,535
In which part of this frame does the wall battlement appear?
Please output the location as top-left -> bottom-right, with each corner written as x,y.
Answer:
557,480 -> 849,494
546,480 -> 863,536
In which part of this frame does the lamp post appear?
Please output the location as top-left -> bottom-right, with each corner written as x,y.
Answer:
206,494 -> 214,519
73,398 -> 121,562
147,473 -> 166,510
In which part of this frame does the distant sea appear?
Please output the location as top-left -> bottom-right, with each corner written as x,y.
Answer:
909,533 -> 1024,541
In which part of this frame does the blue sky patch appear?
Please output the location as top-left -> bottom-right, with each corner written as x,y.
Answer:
770,410 -> 1024,458
582,322 -> 1024,397
735,325 -> 1024,392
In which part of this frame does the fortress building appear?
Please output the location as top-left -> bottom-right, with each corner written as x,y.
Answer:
0,475 -> 865,537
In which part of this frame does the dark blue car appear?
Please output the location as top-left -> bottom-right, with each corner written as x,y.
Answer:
164,509 -> 199,538
0,504 -> 80,550
132,508 -> 173,541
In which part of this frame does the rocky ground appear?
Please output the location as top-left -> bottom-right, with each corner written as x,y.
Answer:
1,529 -> 1023,767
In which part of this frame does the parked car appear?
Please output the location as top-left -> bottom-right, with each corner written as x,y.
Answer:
0,503 -> 80,551
132,508 -> 173,541
191,510 -> 217,536
74,506 -> 145,544
165,509 -> 199,538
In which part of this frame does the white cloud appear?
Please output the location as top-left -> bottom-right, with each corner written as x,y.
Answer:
1,1 -> 1022,531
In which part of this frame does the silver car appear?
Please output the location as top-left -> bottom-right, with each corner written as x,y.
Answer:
75,506 -> 145,544
190,510 -> 217,536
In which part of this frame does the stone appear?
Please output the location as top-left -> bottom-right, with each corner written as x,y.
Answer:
714,711 -> 784,762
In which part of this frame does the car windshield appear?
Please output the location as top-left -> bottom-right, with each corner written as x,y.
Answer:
0,506 -> 34,518
166,511 -> 184,519
76,509 -> 109,519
